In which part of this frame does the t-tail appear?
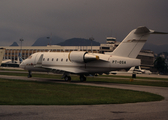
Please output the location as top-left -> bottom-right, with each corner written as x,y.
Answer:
108,26 -> 168,58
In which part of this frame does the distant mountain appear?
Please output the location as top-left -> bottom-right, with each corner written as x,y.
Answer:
32,36 -> 64,46
143,43 -> 168,54
57,38 -> 100,46
10,42 -> 19,46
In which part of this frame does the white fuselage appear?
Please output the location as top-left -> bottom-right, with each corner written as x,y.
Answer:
20,52 -> 140,75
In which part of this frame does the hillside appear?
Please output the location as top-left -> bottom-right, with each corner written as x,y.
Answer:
56,38 -> 100,46
10,42 -> 19,46
32,36 -> 64,46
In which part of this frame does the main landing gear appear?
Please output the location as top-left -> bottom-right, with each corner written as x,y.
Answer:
80,75 -> 86,82
64,75 -> 86,82
62,73 -> 86,82
62,73 -> 71,81
64,76 -> 71,81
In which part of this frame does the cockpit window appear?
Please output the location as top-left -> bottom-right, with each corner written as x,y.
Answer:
28,56 -> 32,59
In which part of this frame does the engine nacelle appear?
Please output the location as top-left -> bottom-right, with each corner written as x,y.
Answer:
68,51 -> 99,63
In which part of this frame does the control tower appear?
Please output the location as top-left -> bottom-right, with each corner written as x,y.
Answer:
99,37 -> 119,53
106,37 -> 116,44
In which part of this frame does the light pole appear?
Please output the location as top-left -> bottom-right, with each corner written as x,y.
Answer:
20,38 -> 24,62
47,37 -> 50,45
47,33 -> 52,46
89,37 -> 94,53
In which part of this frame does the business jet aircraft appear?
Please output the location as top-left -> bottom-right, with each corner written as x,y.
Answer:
20,26 -> 167,81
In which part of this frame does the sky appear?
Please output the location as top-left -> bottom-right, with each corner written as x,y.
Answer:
0,0 -> 168,46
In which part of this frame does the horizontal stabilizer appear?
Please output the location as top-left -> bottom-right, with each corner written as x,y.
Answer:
150,31 -> 168,34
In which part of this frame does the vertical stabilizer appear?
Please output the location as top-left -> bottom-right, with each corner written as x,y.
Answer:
111,26 -> 168,58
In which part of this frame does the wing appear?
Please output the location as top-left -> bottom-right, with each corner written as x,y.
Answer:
42,66 -> 87,74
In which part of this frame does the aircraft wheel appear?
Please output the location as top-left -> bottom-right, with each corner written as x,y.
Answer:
80,75 -> 86,82
28,71 -> 32,78
65,76 -> 71,81
28,74 -> 32,78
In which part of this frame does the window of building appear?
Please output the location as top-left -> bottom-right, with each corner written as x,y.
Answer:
43,58 -> 45,61
61,58 -> 63,61
66,59 -> 68,62
47,58 -> 49,61
56,58 -> 58,61
52,58 -> 54,61
101,47 -> 110,50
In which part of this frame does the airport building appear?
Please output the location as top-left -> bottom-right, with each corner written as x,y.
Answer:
1,45 -> 100,61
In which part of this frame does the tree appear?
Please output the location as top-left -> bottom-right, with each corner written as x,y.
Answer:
154,57 -> 167,74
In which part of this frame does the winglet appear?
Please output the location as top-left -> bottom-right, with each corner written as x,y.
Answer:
150,31 -> 168,34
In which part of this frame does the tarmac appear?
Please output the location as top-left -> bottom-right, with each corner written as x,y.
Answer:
0,74 -> 168,120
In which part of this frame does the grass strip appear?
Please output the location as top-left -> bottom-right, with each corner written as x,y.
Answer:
0,72 -> 168,87
100,75 -> 168,81
0,79 -> 164,105
86,77 -> 168,87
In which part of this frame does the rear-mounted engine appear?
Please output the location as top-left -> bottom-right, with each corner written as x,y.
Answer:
68,51 -> 99,63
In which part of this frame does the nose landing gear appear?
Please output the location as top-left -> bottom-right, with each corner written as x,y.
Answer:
28,71 -> 32,78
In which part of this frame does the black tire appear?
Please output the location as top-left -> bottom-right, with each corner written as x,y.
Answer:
80,76 -> 86,82
65,76 -> 71,81
65,76 -> 69,81
27,74 -> 32,78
